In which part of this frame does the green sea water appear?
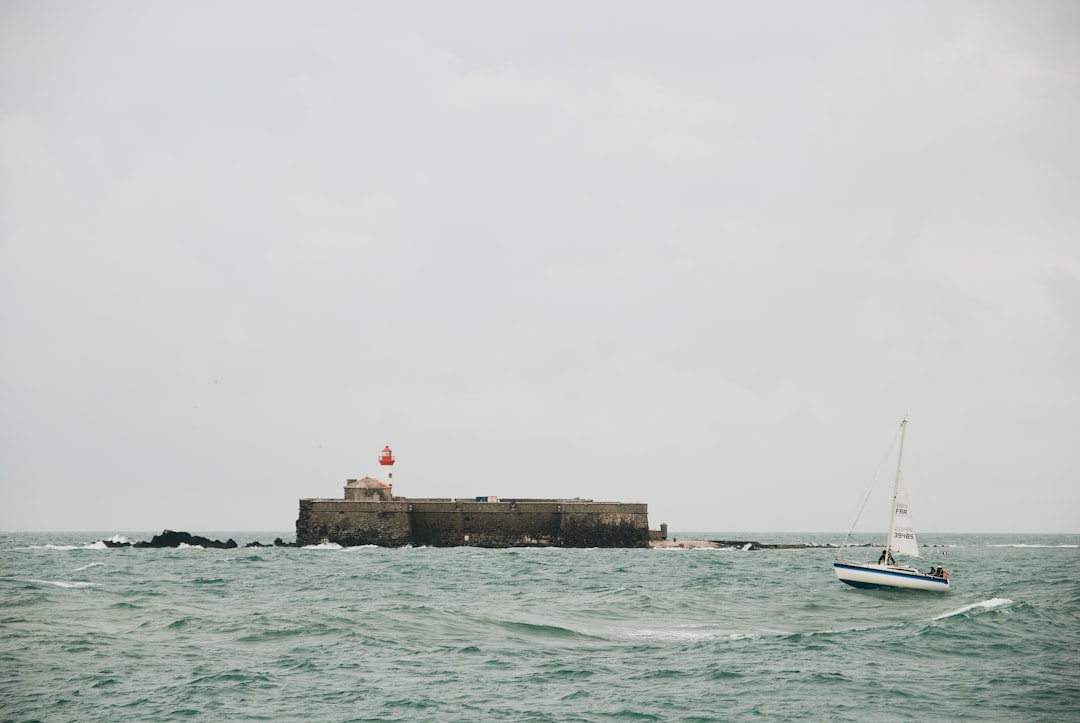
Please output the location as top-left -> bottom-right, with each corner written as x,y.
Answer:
2,532 -> 1078,722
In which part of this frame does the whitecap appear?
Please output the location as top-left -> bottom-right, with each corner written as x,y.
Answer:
629,628 -> 710,640
73,562 -> 106,572
628,627 -> 760,641
933,597 -> 1012,620
302,542 -> 344,550
176,543 -> 204,549
34,541 -> 112,550
30,579 -> 97,588
988,544 -> 1078,548
652,546 -> 736,553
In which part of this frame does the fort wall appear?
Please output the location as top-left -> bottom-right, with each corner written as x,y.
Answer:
296,498 -> 650,548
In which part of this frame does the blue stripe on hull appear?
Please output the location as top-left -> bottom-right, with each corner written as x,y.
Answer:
838,578 -> 887,589
833,562 -> 949,590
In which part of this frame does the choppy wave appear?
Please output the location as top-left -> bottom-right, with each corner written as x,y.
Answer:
933,597 -> 1013,620
73,562 -> 106,572
490,619 -> 599,641
299,542 -> 383,551
34,535 -> 131,551
36,541 -> 107,551
28,579 -> 97,588
628,627 -> 760,641
988,544 -> 1079,548
3,532 -> 1078,722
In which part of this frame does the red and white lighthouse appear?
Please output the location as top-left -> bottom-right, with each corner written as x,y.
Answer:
378,445 -> 395,483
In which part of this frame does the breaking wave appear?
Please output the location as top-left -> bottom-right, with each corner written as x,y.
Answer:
933,597 -> 1013,620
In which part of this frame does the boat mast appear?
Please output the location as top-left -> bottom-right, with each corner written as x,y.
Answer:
885,418 -> 908,558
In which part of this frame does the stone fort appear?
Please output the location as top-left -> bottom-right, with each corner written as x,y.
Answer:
295,449 -> 656,548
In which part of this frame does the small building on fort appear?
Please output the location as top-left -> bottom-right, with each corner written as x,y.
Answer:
295,445 -> 654,548
343,476 -> 393,502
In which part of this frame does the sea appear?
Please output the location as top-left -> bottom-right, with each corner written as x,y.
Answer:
2,532 -> 1078,722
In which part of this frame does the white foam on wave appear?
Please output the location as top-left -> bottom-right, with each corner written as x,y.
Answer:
628,627 -> 760,641
933,597 -> 1013,620
176,543 -> 204,549
36,538 -> 122,549
29,579 -> 97,588
73,562 -> 106,572
307,542 -> 395,550
988,544 -> 1078,548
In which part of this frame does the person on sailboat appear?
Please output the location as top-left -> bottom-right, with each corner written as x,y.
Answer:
878,550 -> 896,566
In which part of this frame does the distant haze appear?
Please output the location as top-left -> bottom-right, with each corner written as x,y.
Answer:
1,1 -> 1077,534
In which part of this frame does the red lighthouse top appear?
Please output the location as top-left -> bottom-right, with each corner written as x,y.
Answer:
379,445 -> 395,466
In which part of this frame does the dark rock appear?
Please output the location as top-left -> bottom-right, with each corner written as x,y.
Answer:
132,530 -> 238,549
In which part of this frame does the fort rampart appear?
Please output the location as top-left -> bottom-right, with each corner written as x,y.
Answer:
296,497 -> 651,548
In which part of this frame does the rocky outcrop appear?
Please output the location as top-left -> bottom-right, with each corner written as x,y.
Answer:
100,530 -> 297,548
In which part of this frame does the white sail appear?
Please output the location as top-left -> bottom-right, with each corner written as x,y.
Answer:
888,470 -> 921,558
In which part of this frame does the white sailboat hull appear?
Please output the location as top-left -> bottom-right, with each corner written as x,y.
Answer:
834,562 -> 950,592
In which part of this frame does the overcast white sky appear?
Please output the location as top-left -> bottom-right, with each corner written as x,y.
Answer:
2,1 -> 1077,535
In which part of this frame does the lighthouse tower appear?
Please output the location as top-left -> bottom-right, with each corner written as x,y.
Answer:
378,445 -> 395,483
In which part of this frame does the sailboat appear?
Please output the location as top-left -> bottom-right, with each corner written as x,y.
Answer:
833,418 -> 950,592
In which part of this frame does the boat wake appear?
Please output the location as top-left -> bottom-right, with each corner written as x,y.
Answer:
932,597 -> 1012,620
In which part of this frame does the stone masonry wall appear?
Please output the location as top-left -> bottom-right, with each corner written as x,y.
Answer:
296,499 -> 412,547
296,499 -> 650,548
559,504 -> 651,547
